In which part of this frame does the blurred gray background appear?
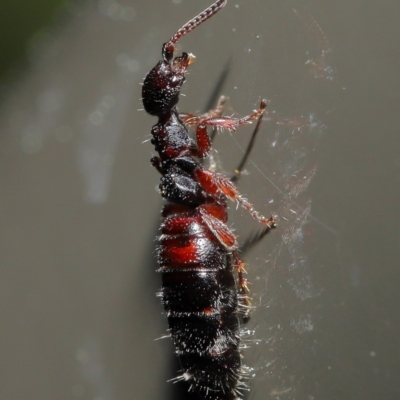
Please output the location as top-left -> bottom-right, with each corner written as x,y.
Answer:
0,0 -> 399,399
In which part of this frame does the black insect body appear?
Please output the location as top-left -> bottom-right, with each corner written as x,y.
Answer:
142,1 -> 276,399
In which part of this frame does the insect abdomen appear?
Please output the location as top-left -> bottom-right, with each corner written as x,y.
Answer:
159,211 -> 242,398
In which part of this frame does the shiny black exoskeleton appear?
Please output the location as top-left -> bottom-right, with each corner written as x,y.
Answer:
141,1 -> 275,399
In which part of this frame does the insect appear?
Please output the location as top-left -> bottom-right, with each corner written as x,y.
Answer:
142,1 -> 276,399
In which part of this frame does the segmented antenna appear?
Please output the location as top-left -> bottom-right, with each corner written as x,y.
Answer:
169,0 -> 227,45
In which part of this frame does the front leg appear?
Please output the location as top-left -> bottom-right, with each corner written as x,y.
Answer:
190,124 -> 212,158
180,95 -> 227,126
199,99 -> 266,132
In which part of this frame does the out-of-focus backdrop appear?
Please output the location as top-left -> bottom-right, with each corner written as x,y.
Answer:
0,1 -> 62,78
1,1 -> 399,400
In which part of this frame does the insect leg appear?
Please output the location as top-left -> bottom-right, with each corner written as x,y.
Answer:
231,111 -> 264,183
190,124 -> 212,158
198,204 -> 236,250
233,251 -> 252,322
199,99 -> 267,132
181,96 -> 227,127
226,109 -> 276,256
195,168 -> 276,228
190,99 -> 266,159
198,204 -> 252,321
240,225 -> 275,257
